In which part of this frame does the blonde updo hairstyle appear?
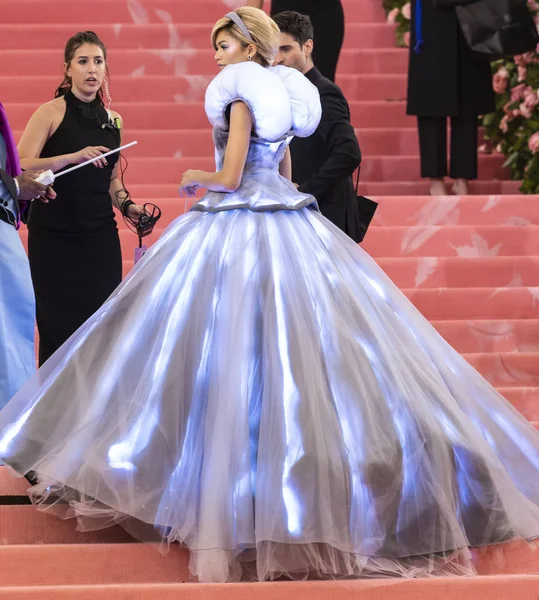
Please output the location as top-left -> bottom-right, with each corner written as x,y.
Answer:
211,7 -> 280,68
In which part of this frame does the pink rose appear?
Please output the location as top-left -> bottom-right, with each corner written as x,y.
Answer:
493,66 -> 509,93
401,2 -> 412,20
524,88 -> 539,111
518,65 -> 528,82
403,31 -> 411,47
500,115 -> 511,133
511,83 -> 527,102
515,53 -> 534,66
519,102 -> 532,119
387,7 -> 399,24
528,131 -> 539,152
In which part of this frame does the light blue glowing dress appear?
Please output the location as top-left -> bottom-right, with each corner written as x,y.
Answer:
0,62 -> 538,583
0,133 -> 35,412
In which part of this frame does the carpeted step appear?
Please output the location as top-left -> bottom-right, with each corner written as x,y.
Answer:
0,23 -> 396,51
72,180 -> 520,199
0,578 -> 539,600
0,48 -> 408,78
462,353 -> 539,387
4,100 -> 416,130
12,127 -> 423,158
0,540 -> 537,586
0,74 -> 408,104
373,256 -> 539,288
361,225 -> 539,257
404,287 -> 539,320
496,387 -> 539,421
2,0 -> 387,25
8,155 -> 507,184
431,320 -> 539,354
357,181 -> 522,196
0,505 -> 134,544
372,195 -> 539,227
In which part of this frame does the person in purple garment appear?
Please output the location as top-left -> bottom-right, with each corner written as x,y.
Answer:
0,102 -> 55,410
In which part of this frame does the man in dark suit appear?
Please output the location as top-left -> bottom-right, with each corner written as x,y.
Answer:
0,101 -> 55,410
273,11 -> 375,243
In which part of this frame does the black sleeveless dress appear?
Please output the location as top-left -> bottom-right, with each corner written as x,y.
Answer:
270,0 -> 344,82
27,91 -> 122,366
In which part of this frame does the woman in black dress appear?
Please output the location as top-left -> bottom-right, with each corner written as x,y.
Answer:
17,31 -> 144,365
248,0 -> 344,81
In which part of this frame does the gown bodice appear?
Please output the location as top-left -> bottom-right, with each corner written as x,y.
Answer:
193,62 -> 322,213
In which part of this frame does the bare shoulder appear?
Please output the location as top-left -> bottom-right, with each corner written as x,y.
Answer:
40,97 -> 66,117
35,97 -> 66,128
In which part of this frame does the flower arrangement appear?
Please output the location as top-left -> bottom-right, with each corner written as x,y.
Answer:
382,0 -> 539,193
383,0 -> 411,48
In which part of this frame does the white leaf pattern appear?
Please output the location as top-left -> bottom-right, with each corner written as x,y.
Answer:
130,66 -> 146,77
401,226 -> 442,254
529,287 -> 539,306
503,217 -> 533,226
451,233 -> 502,258
409,196 -> 461,227
415,258 -> 438,287
481,195 -> 502,212
127,0 -> 149,24
174,75 -> 212,102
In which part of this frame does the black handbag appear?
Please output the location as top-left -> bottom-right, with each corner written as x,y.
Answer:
445,0 -> 539,59
354,168 -> 378,244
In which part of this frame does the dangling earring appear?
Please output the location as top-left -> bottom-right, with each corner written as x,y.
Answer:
103,77 -> 112,109
247,54 -> 252,61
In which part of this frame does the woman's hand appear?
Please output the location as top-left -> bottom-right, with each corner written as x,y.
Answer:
179,170 -> 202,197
126,203 -> 146,221
69,146 -> 110,168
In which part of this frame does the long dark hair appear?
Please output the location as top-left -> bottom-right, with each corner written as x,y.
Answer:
55,31 -> 109,99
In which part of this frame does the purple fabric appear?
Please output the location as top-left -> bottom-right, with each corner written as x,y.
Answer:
0,102 -> 21,177
0,102 -> 25,228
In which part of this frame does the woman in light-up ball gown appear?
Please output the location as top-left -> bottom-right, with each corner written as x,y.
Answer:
0,7 -> 538,584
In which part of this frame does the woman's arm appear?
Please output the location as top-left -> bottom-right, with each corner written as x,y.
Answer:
279,145 -> 292,181
179,101 -> 252,195
108,112 -> 144,219
18,102 -> 109,173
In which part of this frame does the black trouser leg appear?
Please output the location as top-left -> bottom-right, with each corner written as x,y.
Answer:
310,1 -> 344,82
449,116 -> 478,180
417,116 -> 447,179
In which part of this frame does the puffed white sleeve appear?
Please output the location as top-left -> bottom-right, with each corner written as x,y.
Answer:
270,65 -> 322,138
204,62 -> 294,142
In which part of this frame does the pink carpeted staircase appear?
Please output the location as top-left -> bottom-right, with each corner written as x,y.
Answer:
0,0 -> 538,596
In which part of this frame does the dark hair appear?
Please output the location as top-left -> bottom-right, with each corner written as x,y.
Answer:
55,31 -> 108,98
272,11 -> 314,47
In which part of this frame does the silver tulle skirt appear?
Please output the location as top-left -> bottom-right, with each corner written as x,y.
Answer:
1,199 -> 539,582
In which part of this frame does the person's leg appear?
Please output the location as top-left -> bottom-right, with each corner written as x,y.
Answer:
417,116 -> 448,195
449,116 -> 478,196
310,1 -> 344,82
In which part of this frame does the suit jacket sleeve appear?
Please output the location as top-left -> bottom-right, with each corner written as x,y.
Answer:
297,86 -> 362,202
